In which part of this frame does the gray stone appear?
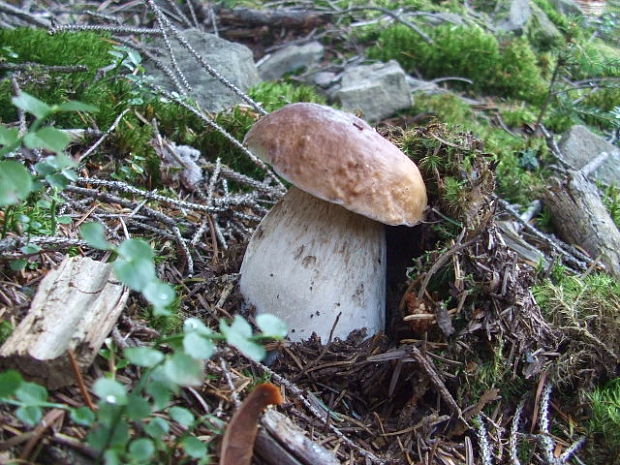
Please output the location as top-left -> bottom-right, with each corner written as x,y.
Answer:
530,3 -> 564,45
559,125 -> 620,185
497,0 -> 532,32
332,60 -> 412,122
146,29 -> 261,113
258,41 -> 324,80
309,71 -> 339,88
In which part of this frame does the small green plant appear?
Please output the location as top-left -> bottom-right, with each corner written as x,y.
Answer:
0,313 -> 286,464
0,92 -> 97,208
80,222 -> 175,316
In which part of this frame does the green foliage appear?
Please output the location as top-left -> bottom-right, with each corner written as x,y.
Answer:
0,313 -> 287,464
368,24 -> 547,103
80,223 -> 175,316
588,378 -> 620,458
0,92 -> 96,221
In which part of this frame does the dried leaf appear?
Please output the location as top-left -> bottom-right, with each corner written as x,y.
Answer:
219,383 -> 283,465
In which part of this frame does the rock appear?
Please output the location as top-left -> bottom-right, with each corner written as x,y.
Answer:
558,125 -> 620,185
331,60 -> 412,122
258,41 -> 324,80
549,0 -> 585,17
146,29 -> 261,113
308,71 -> 339,88
496,0 -> 532,32
530,3 -> 564,45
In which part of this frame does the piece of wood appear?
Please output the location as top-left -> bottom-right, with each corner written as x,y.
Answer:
544,171 -> 620,277
259,409 -> 341,465
0,256 -> 128,389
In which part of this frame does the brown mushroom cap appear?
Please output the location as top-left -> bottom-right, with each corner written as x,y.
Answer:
244,102 -> 427,226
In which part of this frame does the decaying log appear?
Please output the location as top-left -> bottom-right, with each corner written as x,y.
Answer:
0,256 -> 128,389
255,410 -> 341,465
544,169 -> 620,277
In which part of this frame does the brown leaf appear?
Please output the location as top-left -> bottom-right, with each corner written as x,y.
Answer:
219,383 -> 284,465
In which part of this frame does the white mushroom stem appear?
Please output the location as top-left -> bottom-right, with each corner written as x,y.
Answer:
239,187 -> 386,342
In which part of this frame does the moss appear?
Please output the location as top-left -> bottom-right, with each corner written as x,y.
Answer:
368,24 -> 547,103
499,102 -> 538,127
531,0 -> 585,40
409,93 -> 549,205
587,378 -> 620,460
601,184 -> 620,229
0,29 -> 119,126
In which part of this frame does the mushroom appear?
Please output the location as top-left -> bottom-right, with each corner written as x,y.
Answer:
240,103 -> 426,342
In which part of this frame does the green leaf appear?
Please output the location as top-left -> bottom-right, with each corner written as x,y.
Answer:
183,332 -> 215,360
0,126 -> 19,147
0,370 -> 23,397
24,127 -> 70,154
117,238 -> 154,262
163,352 -> 204,387
145,379 -> 174,410
20,244 -> 41,254
256,314 -> 288,339
12,92 -> 52,119
103,450 -> 121,465
143,280 -> 175,308
129,438 -> 155,462
126,394 -> 152,421
114,239 -> 156,291
124,346 -> 164,368
181,435 -> 208,458
221,315 -> 252,339
145,417 -> 169,439
44,172 -> 71,190
56,215 -> 72,225
93,378 -> 128,406
0,160 -> 33,206
220,316 -> 266,362
56,101 -> 99,113
16,382 -> 48,404
9,259 -> 27,271
70,406 -> 95,426
16,405 -> 43,426
169,406 -> 194,428
183,318 -> 213,336
114,258 -> 156,292
80,222 -> 113,251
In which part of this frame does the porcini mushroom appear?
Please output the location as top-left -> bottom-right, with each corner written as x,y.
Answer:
240,103 -> 426,342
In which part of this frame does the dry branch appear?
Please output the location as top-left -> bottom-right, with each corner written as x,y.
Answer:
544,170 -> 620,277
0,257 -> 129,389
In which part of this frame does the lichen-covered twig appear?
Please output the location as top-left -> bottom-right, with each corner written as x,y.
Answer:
79,109 -> 129,161
493,195 -> 591,271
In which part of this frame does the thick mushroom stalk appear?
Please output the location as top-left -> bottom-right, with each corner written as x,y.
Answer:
240,187 -> 385,342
